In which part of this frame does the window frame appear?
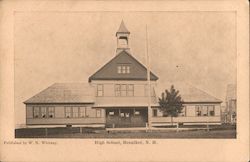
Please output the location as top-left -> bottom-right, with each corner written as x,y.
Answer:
40,107 -> 47,118
79,107 -> 86,118
179,106 -> 186,117
208,105 -> 215,116
114,84 -> 134,97
33,106 -> 40,118
120,84 -> 127,96
96,109 -> 101,118
117,64 -> 131,74
48,107 -> 55,118
97,84 -> 104,97
127,84 -> 134,96
153,109 -> 158,117
65,107 -> 72,118
72,107 -> 79,118
195,106 -> 202,116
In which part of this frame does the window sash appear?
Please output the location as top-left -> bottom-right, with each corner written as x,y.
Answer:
96,109 -> 101,117
79,107 -> 86,118
65,107 -> 71,118
115,84 -> 134,97
122,66 -> 126,73
179,106 -> 186,116
48,107 -> 55,118
72,107 -> 79,118
41,107 -> 47,118
97,84 -> 103,96
117,65 -> 131,74
33,107 -> 40,118
127,66 -> 130,73
153,109 -> 158,117
117,66 -> 121,73
208,106 -> 215,116
195,106 -> 202,116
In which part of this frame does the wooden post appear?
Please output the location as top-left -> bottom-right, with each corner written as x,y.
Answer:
45,128 -> 48,137
80,127 -> 83,134
206,116 -> 209,132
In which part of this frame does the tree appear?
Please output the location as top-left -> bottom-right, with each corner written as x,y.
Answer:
158,85 -> 184,125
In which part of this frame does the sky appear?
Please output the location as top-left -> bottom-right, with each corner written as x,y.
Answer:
14,11 -> 236,126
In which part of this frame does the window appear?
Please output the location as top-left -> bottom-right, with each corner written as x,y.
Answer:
109,111 -> 115,115
97,84 -> 103,96
72,107 -> 79,118
33,107 -> 55,118
134,110 -> 140,115
115,84 -> 121,96
208,106 -> 215,116
96,109 -> 101,117
201,106 -> 208,116
79,107 -> 86,118
179,106 -> 186,117
196,106 -> 202,116
121,84 -> 127,96
65,107 -> 71,118
115,84 -> 134,97
122,66 -> 126,73
196,105 -> 215,116
41,107 -> 47,118
127,66 -> 130,73
153,109 -> 158,117
127,84 -> 134,96
48,107 -> 55,118
33,107 -> 40,118
117,66 -> 121,73
117,65 -> 130,74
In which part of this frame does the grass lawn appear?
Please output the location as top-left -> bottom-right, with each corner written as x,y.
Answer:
15,127 -> 236,138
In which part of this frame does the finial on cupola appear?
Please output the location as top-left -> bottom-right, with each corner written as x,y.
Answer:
116,20 -> 130,54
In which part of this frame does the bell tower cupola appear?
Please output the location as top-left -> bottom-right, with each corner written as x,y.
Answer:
116,20 -> 130,54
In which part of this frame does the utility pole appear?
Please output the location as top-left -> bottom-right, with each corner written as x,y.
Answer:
146,25 -> 152,129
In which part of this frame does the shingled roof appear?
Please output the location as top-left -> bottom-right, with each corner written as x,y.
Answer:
88,50 -> 158,82
24,83 -> 95,104
156,82 -> 222,103
116,20 -> 130,35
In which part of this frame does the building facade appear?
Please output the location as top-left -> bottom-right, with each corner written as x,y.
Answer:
225,84 -> 237,124
24,21 -> 222,128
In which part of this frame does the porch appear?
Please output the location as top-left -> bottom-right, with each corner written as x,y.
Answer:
105,107 -> 148,128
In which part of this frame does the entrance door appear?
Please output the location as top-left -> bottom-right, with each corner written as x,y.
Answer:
106,108 -> 148,128
119,109 -> 133,127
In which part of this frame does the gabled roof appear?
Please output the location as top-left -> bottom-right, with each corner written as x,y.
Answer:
116,20 -> 130,35
156,82 -> 222,103
24,83 -> 95,104
88,50 -> 159,82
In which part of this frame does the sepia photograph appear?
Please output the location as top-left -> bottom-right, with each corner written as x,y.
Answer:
0,0 -> 248,162
14,11 -> 237,138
